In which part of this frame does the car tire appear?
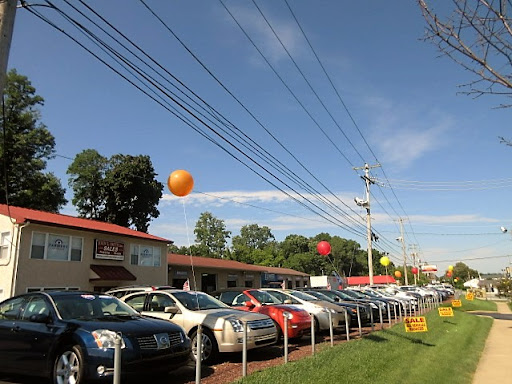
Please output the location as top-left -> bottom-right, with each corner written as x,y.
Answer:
53,345 -> 84,384
191,328 -> 219,365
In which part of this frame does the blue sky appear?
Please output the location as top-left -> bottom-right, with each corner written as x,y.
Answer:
8,1 -> 512,274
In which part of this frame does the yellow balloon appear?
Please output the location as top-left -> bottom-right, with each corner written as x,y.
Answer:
448,265 -> 454,271
167,170 -> 194,197
380,256 -> 390,267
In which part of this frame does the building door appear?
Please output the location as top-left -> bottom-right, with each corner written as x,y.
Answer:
201,273 -> 217,294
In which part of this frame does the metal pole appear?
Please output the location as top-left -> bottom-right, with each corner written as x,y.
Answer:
387,303 -> 391,326
242,321 -> 247,377
113,333 -> 122,384
283,314 -> 289,363
378,305 -> 383,329
195,325 -> 202,384
328,310 -> 334,347
370,305 -> 374,332
399,303 -> 403,323
310,313 -> 315,355
344,308 -> 350,341
356,306 -> 362,337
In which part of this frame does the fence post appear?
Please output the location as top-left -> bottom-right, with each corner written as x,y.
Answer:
310,313 -> 315,355
242,321 -> 248,377
283,313 -> 289,363
195,324 -> 202,384
113,332 -> 122,384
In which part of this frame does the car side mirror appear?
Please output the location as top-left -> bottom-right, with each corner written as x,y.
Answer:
244,301 -> 255,308
164,306 -> 180,314
29,313 -> 51,324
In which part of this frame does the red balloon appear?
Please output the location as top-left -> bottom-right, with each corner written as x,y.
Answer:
411,267 -> 419,275
317,241 -> 331,256
446,271 -> 453,277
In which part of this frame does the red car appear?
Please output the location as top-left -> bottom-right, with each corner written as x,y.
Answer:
212,288 -> 311,339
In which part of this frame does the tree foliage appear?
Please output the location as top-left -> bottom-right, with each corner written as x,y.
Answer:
419,0 -> 512,107
67,150 -> 163,232
0,69 -> 66,212
193,211 -> 231,258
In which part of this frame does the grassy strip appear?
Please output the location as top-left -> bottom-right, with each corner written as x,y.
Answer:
235,302 -> 493,384
454,297 -> 496,312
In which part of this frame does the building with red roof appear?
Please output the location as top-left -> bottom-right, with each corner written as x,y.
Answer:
0,204 -> 170,299
346,275 -> 396,286
167,253 -> 310,293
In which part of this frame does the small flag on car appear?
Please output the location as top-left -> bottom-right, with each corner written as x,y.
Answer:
183,279 -> 190,291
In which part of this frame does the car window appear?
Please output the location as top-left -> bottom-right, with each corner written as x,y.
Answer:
232,293 -> 250,306
215,291 -> 239,305
172,291 -> 228,311
148,293 -> 175,312
250,290 -> 280,305
22,296 -> 50,320
0,296 -> 25,320
266,290 -> 300,305
124,294 -> 147,312
54,294 -> 138,319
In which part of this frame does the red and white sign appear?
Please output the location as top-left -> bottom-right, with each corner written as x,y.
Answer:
420,265 -> 438,273
94,240 -> 125,261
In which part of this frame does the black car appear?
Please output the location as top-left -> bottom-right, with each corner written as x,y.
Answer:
0,291 -> 191,383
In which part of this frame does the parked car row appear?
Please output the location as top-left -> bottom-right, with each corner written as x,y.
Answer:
0,284 -> 452,383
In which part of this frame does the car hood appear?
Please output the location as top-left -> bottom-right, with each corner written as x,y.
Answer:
65,315 -> 184,334
190,308 -> 271,321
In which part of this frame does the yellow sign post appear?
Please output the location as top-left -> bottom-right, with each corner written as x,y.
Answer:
452,299 -> 462,307
438,307 -> 454,317
404,317 -> 428,333
466,292 -> 474,301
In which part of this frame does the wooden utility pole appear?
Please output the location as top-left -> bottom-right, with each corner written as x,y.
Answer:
0,0 -> 17,95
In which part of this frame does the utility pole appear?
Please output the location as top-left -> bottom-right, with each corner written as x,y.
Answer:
397,218 -> 408,285
353,163 -> 381,285
410,244 -> 419,286
0,0 -> 17,96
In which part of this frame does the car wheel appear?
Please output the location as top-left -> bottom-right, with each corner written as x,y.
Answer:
191,328 -> 219,365
53,345 -> 84,384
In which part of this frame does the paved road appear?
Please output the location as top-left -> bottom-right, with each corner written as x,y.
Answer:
472,302 -> 512,384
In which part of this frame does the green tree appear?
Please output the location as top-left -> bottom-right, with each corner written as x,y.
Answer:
452,262 -> 479,281
194,212 -> 231,258
67,151 -> 163,232
231,224 -> 276,264
0,69 -> 66,212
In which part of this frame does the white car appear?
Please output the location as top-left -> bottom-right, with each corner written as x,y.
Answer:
118,289 -> 277,364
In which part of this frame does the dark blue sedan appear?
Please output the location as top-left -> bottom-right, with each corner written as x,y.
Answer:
0,291 -> 191,383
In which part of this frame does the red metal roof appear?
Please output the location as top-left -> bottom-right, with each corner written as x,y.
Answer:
346,275 -> 396,286
168,253 -> 309,276
90,264 -> 137,281
0,204 -> 169,242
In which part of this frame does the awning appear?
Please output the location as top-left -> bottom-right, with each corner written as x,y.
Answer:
89,264 -> 137,281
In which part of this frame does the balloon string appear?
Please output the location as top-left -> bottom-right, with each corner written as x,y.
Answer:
182,199 -> 198,300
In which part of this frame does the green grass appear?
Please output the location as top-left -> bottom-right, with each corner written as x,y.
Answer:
234,302 -> 493,384
454,297 -> 497,312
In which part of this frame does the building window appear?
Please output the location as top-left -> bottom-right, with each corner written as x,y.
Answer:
26,287 -> 80,293
0,232 -> 10,260
30,232 -> 83,261
245,280 -> 253,288
130,244 -> 161,267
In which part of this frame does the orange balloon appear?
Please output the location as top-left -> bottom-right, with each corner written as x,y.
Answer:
394,270 -> 402,278
167,170 -> 194,197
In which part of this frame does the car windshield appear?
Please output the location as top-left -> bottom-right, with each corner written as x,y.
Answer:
54,293 -> 138,320
288,290 -> 320,301
250,290 -> 281,305
305,291 -> 333,302
172,291 -> 228,311
343,290 -> 366,299
265,290 -> 301,305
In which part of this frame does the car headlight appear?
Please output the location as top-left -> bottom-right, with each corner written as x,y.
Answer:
283,311 -> 293,320
92,329 -> 125,349
227,317 -> 244,333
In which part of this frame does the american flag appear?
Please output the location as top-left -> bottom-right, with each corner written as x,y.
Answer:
183,279 -> 190,291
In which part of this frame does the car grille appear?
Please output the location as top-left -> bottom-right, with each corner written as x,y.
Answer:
136,332 -> 184,350
247,318 -> 274,330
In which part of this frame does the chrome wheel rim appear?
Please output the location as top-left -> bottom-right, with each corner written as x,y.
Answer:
55,350 -> 80,384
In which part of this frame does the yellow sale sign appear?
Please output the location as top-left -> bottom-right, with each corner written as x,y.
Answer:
404,317 -> 428,333
452,300 -> 462,307
466,292 -> 474,301
438,307 -> 454,317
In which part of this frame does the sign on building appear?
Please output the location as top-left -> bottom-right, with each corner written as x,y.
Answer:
420,265 -> 438,273
94,240 -> 125,261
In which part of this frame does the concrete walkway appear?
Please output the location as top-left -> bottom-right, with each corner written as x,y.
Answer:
472,301 -> 512,383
